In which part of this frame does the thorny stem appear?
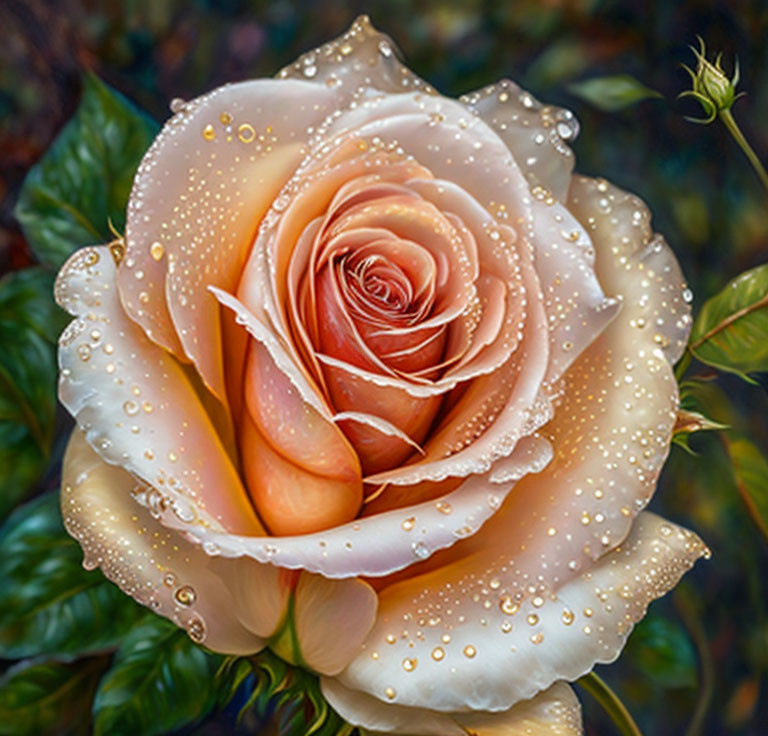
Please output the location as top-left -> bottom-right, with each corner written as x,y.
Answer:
719,109 -> 768,194
577,671 -> 644,736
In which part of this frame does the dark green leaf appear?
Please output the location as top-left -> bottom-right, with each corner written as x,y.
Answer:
15,73 -> 158,268
0,268 -> 66,518
723,433 -> 768,542
0,658 -> 106,736
623,614 -> 698,689
0,424 -> 45,521
0,268 -> 68,344
568,74 -> 663,111
0,492 -> 144,658
92,616 -> 222,736
689,263 -> 768,381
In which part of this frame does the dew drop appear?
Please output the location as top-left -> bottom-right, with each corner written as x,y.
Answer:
123,400 -> 139,416
237,123 -> 256,143
175,585 -> 197,606
435,501 -> 452,515
150,242 -> 165,261
187,615 -> 206,643
412,541 -> 429,559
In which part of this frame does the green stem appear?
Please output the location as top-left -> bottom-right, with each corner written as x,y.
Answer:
675,349 -> 692,383
719,109 -> 768,193
577,671 -> 643,736
674,586 -> 715,736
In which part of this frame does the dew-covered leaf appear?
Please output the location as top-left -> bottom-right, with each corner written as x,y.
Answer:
0,491 -> 144,658
567,74 -> 663,111
689,263 -> 768,381
15,73 -> 158,268
92,616 -> 222,736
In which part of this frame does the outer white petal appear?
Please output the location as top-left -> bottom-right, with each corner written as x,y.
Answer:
460,80 -> 579,202
277,15 -> 436,97
336,512 -> 707,712
322,678 -> 582,736
61,430 -> 266,654
56,245 -> 264,535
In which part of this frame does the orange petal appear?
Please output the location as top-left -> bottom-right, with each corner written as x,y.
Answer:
243,339 -> 360,481
240,412 -> 362,535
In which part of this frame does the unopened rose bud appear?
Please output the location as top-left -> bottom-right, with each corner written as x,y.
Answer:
680,37 -> 742,123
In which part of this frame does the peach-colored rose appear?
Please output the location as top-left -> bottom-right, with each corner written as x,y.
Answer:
56,17 -> 707,734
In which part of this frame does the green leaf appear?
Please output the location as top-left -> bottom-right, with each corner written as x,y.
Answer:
15,73 -> 158,268
92,616 -> 222,736
568,74 -> 663,111
0,268 -> 68,344
623,614 -> 698,689
0,425 -> 46,521
0,268 -> 66,518
0,658 -> 106,736
689,262 -> 768,381
723,433 -> 768,543
0,492 -> 144,658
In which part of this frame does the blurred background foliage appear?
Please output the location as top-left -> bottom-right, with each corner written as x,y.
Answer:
1,1 -> 767,735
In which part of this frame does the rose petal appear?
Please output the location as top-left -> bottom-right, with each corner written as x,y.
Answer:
184,434 -> 550,579
243,340 -> 360,481
335,512 -> 707,713
61,430 -> 265,654
293,573 -> 378,675
460,80 -> 579,202
365,257 -> 549,487
278,16 -> 436,97
322,678 -> 582,736
323,92 -> 618,383
373,173 -> 692,562
121,78 -> 343,398
240,412 -> 362,536
568,176 -> 691,364
56,246 -> 263,535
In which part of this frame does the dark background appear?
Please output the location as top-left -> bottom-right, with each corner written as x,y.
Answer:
1,1 -> 767,734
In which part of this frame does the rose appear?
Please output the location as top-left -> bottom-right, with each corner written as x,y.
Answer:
56,16 -> 707,734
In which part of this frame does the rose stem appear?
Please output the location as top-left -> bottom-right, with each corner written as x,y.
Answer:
577,671 -> 644,736
719,108 -> 768,194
